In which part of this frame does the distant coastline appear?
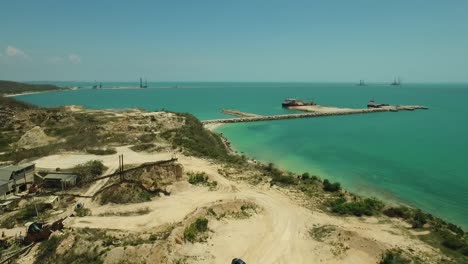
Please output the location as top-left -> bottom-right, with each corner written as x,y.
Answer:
3,89 -> 68,97
0,80 -> 71,97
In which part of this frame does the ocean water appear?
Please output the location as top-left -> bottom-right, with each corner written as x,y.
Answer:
15,82 -> 468,227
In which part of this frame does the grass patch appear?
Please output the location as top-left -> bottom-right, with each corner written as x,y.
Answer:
184,218 -> 209,243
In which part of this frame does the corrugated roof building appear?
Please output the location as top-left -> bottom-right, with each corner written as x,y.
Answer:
0,163 -> 35,198
40,173 -> 78,189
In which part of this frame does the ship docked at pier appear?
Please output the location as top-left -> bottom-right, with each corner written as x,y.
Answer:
282,98 -> 315,108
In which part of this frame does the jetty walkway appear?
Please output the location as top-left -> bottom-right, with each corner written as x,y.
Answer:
202,105 -> 428,125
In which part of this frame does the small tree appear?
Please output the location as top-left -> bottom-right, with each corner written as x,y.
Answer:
323,179 -> 341,192
300,172 -> 310,180
411,209 -> 428,229
73,160 -> 107,183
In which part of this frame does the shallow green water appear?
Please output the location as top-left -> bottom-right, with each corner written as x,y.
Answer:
15,82 -> 468,227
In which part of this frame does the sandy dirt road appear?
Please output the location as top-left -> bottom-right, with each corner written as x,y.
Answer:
31,147 -> 438,264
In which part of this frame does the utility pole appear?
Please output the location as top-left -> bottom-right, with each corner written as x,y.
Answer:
119,154 -> 124,182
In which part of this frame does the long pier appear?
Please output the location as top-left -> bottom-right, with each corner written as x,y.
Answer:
202,105 -> 428,124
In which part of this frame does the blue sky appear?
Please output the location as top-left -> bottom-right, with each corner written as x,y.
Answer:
1,0 -> 467,82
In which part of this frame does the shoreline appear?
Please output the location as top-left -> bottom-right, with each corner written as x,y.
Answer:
205,119 -> 466,229
3,88 -> 71,97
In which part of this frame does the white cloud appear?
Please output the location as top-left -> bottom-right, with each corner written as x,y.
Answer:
6,46 -> 28,59
68,54 -> 81,64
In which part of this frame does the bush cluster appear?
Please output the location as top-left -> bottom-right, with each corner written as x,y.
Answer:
74,207 -> 91,217
262,163 -> 297,186
300,172 -> 319,182
183,218 -> 209,242
379,249 -> 411,264
330,197 -> 384,217
72,160 -> 107,183
382,206 -> 411,219
437,230 -> 468,256
323,179 -> 341,192
188,172 -> 209,185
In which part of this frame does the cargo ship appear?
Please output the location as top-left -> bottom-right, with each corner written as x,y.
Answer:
282,98 -> 315,108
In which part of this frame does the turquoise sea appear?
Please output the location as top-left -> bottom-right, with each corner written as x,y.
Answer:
15,82 -> 468,228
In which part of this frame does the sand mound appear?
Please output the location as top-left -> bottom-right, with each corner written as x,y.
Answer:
16,126 -> 55,149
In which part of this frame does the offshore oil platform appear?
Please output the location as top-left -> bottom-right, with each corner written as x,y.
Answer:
140,78 -> 148,88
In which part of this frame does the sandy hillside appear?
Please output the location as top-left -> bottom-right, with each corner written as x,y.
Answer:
28,147 -> 443,264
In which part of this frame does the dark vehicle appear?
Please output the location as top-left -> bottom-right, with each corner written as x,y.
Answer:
232,258 -> 246,264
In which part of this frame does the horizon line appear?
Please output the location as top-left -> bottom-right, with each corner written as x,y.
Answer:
14,80 -> 468,85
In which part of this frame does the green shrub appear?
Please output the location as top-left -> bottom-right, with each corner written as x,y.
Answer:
383,206 -> 411,219
184,218 -> 209,242
300,172 -> 310,180
331,197 -> 384,217
74,207 -> 91,217
73,160 -> 107,183
442,234 -> 465,250
188,172 -> 208,185
271,174 -> 297,185
323,179 -> 341,192
380,249 -> 411,264
411,209 -> 428,228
